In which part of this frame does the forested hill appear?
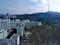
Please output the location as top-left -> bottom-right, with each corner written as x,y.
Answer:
15,12 -> 60,24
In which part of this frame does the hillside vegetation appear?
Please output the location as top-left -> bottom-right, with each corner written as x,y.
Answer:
28,22 -> 60,45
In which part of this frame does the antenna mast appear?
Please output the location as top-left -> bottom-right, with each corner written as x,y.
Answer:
48,1 -> 49,12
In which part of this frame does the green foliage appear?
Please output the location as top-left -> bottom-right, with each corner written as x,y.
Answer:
28,22 -> 60,45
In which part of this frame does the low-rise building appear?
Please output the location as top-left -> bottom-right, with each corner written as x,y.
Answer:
26,21 -> 42,29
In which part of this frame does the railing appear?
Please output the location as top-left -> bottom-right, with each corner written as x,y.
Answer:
0,29 -> 7,39
0,34 -> 17,45
0,21 -> 9,30
8,34 -> 17,45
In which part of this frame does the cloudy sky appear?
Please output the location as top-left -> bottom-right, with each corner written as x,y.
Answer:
0,0 -> 60,14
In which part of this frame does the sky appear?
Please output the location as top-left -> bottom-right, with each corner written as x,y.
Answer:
0,0 -> 60,14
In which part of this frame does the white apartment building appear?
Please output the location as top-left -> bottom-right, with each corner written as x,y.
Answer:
0,19 -> 25,45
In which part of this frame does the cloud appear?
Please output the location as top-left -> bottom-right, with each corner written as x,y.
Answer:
29,0 -> 48,12
29,0 -> 39,3
0,7 -> 40,14
8,8 -> 17,11
41,0 -> 48,4
1,0 -> 60,14
29,0 -> 48,4
0,4 -> 48,14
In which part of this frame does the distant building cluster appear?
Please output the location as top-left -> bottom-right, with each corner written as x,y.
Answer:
0,18 -> 42,45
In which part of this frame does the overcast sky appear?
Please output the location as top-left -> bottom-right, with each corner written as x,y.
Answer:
0,0 -> 60,14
